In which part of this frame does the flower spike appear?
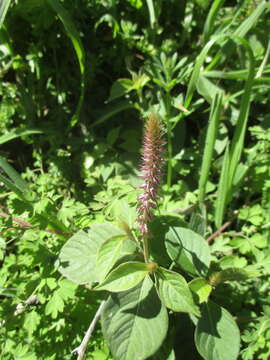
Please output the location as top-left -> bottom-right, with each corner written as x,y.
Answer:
137,113 -> 165,236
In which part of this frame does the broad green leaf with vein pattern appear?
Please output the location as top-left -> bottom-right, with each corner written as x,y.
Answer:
95,262 -> 149,292
58,224 -> 125,286
165,227 -> 210,276
157,267 -> 199,315
195,301 -> 240,360
102,276 -> 168,360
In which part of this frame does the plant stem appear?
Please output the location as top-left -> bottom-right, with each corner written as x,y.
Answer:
207,221 -> 231,243
165,92 -> 172,188
142,235 -> 149,263
166,121 -> 173,187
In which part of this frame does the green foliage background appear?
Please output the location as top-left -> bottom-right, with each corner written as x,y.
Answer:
0,0 -> 270,359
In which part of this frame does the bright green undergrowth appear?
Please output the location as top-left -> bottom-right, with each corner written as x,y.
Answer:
0,0 -> 270,359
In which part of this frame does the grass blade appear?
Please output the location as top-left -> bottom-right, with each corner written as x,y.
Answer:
203,0 -> 225,43
185,35 -> 255,227
214,38 -> 255,227
0,0 -> 11,28
0,129 -> 43,145
256,40 -> 270,78
185,34 -> 255,110
198,91 -> 223,203
47,0 -> 86,127
146,0 -> 156,28
0,173 -> 24,198
214,144 -> 230,228
234,1 -> 268,38
184,37 -> 217,110
0,156 -> 30,194
226,39 -> 255,195
91,101 -> 135,128
205,2 -> 267,71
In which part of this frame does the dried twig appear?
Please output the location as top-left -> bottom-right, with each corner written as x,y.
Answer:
207,221 -> 231,243
0,212 -> 31,228
0,211 -> 69,237
72,300 -> 107,360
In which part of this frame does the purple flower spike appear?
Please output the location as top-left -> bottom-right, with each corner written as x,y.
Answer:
137,113 -> 165,236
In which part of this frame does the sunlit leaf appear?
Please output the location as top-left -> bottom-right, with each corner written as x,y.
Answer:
157,267 -> 199,315
195,301 -> 240,360
165,227 -> 211,276
95,262 -> 149,292
102,276 -> 168,360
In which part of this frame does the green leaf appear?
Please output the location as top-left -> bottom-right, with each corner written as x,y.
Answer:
101,276 -> 168,360
57,279 -> 77,300
112,199 -> 137,232
196,75 -> 222,104
0,0 -> 11,28
146,0 -> 156,28
219,255 -> 247,269
96,235 -> 136,281
203,0 -> 225,43
58,230 -> 99,285
108,78 -> 133,102
106,127 -> 121,146
45,290 -> 64,319
234,1 -> 268,38
209,267 -> 250,286
0,128 -> 43,145
90,223 -> 126,244
95,13 -> 120,38
23,310 -> 40,335
165,227 -> 211,276
157,267 -> 199,315
149,215 -> 187,267
12,343 -> 36,360
195,0 -> 211,10
107,74 -> 149,102
0,156 -> 30,194
91,100 -> 135,129
189,278 -> 212,304
0,173 -> 24,199
189,209 -> 207,237
95,262 -> 150,292
185,34 -> 254,112
47,0 -> 86,127
198,92 -> 223,203
214,144 -> 230,227
238,204 -> 264,226
58,224 -> 125,286
195,301 -> 240,360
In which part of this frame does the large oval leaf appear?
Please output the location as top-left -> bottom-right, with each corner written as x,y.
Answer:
57,224 -> 125,286
95,262 -> 149,292
57,230 -> 99,285
102,276 -> 168,360
165,227 -> 210,276
157,268 -> 199,315
195,301 -> 240,360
